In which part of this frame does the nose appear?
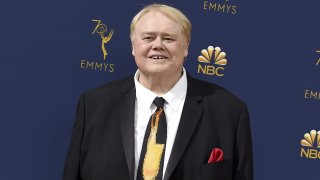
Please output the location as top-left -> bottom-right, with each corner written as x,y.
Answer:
152,36 -> 164,50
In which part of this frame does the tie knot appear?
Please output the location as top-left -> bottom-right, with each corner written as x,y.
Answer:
153,97 -> 165,108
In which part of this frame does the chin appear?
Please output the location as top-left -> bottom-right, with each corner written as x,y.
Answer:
140,68 -> 167,76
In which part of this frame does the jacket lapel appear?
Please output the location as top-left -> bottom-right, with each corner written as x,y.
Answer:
118,77 -> 136,180
163,76 -> 204,180
117,75 -> 204,180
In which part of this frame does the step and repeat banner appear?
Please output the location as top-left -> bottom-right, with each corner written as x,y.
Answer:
1,0 -> 319,179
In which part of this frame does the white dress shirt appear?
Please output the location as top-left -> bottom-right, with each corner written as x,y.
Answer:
133,68 -> 187,180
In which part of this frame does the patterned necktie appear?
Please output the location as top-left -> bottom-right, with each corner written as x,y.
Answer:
137,97 -> 167,180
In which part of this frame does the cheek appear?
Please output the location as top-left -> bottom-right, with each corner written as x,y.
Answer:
171,44 -> 188,58
134,43 -> 150,56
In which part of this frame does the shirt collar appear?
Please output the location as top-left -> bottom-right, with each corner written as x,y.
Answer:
134,72 -> 158,111
134,68 -> 187,112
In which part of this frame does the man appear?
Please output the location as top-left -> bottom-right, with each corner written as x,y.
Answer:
63,3 -> 253,180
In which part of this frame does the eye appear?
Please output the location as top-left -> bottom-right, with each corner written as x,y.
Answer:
143,36 -> 154,41
164,37 -> 174,42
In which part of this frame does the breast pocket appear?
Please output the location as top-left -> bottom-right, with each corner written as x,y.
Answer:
199,160 -> 232,180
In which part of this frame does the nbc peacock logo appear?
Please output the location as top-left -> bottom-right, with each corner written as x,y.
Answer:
197,45 -> 228,77
300,130 -> 320,159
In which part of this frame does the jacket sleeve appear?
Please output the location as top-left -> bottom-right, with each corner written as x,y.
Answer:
62,94 -> 85,180
234,104 -> 254,180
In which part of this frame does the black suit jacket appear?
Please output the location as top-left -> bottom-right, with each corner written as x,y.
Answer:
63,75 -> 253,180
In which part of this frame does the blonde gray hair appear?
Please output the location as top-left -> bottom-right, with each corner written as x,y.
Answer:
130,4 -> 192,43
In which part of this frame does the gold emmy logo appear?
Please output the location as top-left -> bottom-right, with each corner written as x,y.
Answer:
300,130 -> 320,159
303,50 -> 320,100
92,19 -> 114,60
197,46 -> 228,76
203,0 -> 237,15
79,19 -> 115,73
304,89 -> 320,100
316,50 -> 320,66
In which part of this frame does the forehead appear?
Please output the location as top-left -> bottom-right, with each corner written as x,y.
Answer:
134,11 -> 182,35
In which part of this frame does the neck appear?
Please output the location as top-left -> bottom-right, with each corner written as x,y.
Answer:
138,70 -> 182,95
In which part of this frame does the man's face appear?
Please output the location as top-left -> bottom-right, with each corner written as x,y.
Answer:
131,11 -> 189,78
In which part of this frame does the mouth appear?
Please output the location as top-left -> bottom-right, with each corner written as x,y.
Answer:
148,55 -> 168,59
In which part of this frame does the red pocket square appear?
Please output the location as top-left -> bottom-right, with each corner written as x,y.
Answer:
208,148 -> 224,163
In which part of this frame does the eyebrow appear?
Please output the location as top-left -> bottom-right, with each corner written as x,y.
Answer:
141,32 -> 176,37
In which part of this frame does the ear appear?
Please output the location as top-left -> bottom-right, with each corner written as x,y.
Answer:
132,45 -> 135,56
184,40 -> 189,57
131,37 -> 135,56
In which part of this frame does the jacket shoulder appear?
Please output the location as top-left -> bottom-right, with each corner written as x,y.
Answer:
82,76 -> 134,101
188,77 -> 245,107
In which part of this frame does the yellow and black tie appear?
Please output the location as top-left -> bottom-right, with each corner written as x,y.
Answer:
137,97 -> 167,180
